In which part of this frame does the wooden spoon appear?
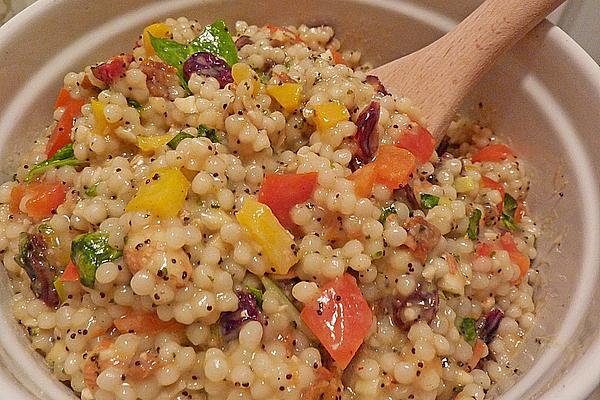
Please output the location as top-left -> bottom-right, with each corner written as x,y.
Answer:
371,0 -> 565,141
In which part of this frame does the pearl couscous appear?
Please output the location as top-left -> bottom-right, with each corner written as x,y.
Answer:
1,18 -> 539,400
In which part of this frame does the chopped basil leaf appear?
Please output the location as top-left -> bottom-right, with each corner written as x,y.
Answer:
25,144 -> 86,183
467,209 -> 482,240
127,99 -> 144,111
150,20 -> 238,87
378,204 -> 397,225
71,232 -> 122,287
421,193 -> 440,210
167,132 -> 196,149
460,317 -> 477,343
197,124 -> 220,143
149,34 -> 189,85
167,125 -> 219,149
501,214 -> 520,231
246,286 -> 264,308
188,20 -> 239,66
500,193 -> 520,231
503,193 -> 518,216
84,184 -> 98,197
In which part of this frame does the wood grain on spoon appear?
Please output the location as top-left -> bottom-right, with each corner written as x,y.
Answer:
371,0 -> 565,141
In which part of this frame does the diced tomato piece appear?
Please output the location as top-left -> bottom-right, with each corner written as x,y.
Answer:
446,253 -> 459,274
468,339 -> 486,371
10,182 -> 66,221
395,124 -> 435,164
25,182 -> 67,220
373,144 -> 416,189
91,54 -> 133,86
300,273 -> 372,369
515,200 -> 526,223
46,97 -> 85,158
481,176 -> 505,212
331,48 -> 345,65
114,310 -> 185,335
54,88 -> 73,109
475,242 -> 494,257
348,163 -> 376,198
9,185 -> 26,215
60,261 -> 80,282
127,353 -> 160,381
500,232 -> 530,283
257,172 -> 318,235
83,339 -> 113,389
472,144 -> 514,163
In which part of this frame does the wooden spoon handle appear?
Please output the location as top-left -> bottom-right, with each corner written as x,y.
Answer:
372,0 -> 565,139
439,0 -> 564,85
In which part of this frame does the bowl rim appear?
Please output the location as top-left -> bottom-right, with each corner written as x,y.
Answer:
0,0 -> 599,399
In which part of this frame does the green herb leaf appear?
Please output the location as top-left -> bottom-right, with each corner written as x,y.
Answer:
378,204 -> 397,225
25,144 -> 86,183
197,124 -> 220,143
71,232 -> 122,287
500,214 -> 520,231
421,194 -> 440,210
167,132 -> 195,150
150,20 -> 238,88
247,286 -> 264,308
460,317 -> 477,344
84,184 -> 98,197
149,34 -> 189,72
500,193 -> 520,231
503,193 -> 517,217
127,98 -> 144,111
467,209 -> 482,240
188,20 -> 239,66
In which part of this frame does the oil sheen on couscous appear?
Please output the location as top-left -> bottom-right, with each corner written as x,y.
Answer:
1,18 -> 539,400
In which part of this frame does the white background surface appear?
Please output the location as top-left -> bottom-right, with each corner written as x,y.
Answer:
0,0 -> 598,398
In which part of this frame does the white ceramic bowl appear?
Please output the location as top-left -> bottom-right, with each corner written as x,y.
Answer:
1,0 -> 599,399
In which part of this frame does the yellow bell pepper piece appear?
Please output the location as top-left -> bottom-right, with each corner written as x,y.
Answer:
125,167 -> 190,218
236,197 -> 298,274
266,83 -> 302,112
313,101 -> 350,131
143,23 -> 171,56
91,99 -> 111,135
455,176 -> 475,193
137,134 -> 176,153
232,63 -> 261,95
53,278 -> 66,303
